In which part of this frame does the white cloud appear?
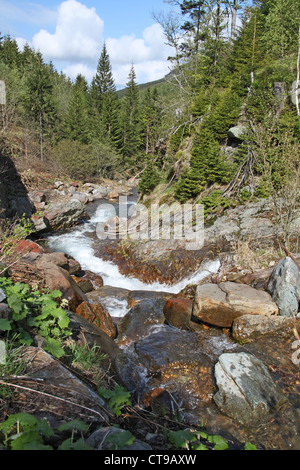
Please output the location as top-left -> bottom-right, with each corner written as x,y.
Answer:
62,63 -> 95,82
107,23 -> 172,66
12,0 -> 174,87
32,0 -> 104,64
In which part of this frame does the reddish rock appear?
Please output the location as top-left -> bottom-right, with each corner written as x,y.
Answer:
76,301 -> 116,339
38,263 -> 87,312
163,297 -> 194,331
14,239 -> 45,255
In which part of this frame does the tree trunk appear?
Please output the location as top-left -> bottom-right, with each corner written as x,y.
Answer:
39,111 -> 44,162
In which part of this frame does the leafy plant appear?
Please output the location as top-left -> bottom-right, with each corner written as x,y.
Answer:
106,430 -> 135,450
168,429 -> 229,451
0,413 -> 93,450
0,412 -> 54,450
0,278 -> 71,358
98,384 -> 132,417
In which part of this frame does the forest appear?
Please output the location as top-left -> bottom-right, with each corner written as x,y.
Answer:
0,0 -> 299,209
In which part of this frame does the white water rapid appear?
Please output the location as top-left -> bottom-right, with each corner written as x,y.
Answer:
46,199 -> 220,317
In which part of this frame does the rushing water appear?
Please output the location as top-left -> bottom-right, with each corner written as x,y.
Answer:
46,198 -> 220,317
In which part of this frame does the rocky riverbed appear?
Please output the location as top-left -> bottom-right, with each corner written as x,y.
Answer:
1,180 -> 300,450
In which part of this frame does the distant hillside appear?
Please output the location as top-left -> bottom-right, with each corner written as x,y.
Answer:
117,71 -> 175,99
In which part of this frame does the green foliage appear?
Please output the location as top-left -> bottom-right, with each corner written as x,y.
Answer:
0,412 -> 54,450
98,385 -> 132,417
168,429 -> 229,451
0,278 -> 71,358
138,159 -> 161,195
200,190 -> 234,219
106,430 -> 135,450
0,413 -> 92,450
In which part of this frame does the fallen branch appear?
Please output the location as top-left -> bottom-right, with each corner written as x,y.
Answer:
0,380 -> 111,424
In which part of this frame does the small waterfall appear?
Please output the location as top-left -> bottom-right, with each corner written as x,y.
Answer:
46,199 -> 220,317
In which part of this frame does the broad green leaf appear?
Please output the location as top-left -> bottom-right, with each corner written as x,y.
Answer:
10,431 -> 44,450
44,337 -> 65,359
244,442 -> 257,450
0,318 -> 12,332
0,413 -> 38,433
58,419 -> 89,433
192,442 -> 208,450
207,434 -> 229,450
58,437 -> 93,450
168,430 -> 197,449
106,430 -> 135,450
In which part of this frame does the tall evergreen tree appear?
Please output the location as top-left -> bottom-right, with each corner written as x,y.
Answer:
90,43 -> 120,146
25,52 -> 57,160
120,65 -> 143,167
65,74 -> 90,144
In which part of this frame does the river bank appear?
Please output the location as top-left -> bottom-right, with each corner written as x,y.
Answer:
1,177 -> 300,450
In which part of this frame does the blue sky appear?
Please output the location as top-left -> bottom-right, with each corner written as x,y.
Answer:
0,0 -> 177,87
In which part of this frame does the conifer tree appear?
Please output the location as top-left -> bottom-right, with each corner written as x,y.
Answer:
90,43 -> 120,147
25,52 -> 57,160
120,65 -> 143,167
65,74 -> 90,144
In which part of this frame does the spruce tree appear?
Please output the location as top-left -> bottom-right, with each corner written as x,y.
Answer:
25,52 -> 57,160
91,43 -> 120,147
120,65 -> 143,168
65,74 -> 90,144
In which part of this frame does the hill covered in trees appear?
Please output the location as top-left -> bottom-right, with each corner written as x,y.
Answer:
0,0 -> 299,213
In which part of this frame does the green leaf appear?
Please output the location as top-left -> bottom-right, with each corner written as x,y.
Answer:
191,442 -> 208,450
0,413 -> 38,434
8,294 -> 28,321
207,435 -> 229,450
244,442 -> 257,450
10,431 -> 44,450
44,337 -> 65,359
36,418 -> 55,439
58,438 -> 93,450
0,318 -> 12,332
98,385 -> 131,416
106,430 -> 135,450
168,430 -> 197,449
58,419 -> 89,433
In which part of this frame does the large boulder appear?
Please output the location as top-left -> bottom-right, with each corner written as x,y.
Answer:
213,352 -> 288,427
192,281 -> 278,328
267,257 -> 300,317
43,199 -> 86,231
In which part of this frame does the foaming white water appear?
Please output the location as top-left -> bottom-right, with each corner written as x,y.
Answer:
46,201 -> 220,316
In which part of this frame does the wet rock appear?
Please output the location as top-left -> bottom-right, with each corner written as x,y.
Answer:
213,352 -> 288,427
75,301 -> 117,339
135,325 -> 237,410
232,314 -> 298,344
72,276 -> 94,293
116,298 -> 166,346
163,297 -> 194,330
193,282 -> 278,328
87,286 -> 129,304
267,257 -> 300,317
0,303 -> 10,319
127,290 -> 173,308
78,271 -> 104,290
86,427 -> 152,450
